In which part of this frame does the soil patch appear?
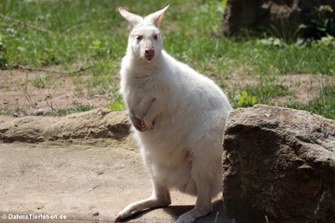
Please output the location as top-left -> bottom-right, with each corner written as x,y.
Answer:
2,69 -> 333,117
0,69 -> 110,116
275,73 -> 334,105
224,72 -> 335,105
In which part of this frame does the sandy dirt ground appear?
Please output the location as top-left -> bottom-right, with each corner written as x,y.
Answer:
0,142 -> 231,223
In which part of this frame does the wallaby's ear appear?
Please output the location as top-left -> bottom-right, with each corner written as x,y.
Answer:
118,7 -> 143,27
144,4 -> 169,27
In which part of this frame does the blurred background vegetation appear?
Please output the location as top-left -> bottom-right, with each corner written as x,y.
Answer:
0,0 -> 334,118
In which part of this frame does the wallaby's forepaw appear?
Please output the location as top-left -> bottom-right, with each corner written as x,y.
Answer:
136,120 -> 147,132
132,118 -> 151,132
129,112 -> 147,132
143,120 -> 154,130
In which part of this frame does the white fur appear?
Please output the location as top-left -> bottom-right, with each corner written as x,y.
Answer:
117,5 -> 232,223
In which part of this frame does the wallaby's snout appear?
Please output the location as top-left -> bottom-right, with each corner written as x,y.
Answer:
144,47 -> 155,61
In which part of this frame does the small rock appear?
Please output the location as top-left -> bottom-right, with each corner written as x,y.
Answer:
37,205 -> 44,210
97,171 -> 104,176
31,107 -> 52,116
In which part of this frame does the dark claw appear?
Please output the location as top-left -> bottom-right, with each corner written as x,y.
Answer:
134,120 -> 146,132
139,121 -> 147,132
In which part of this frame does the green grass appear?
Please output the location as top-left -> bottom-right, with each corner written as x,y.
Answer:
0,0 -> 334,118
51,103 -> 94,116
245,84 -> 290,104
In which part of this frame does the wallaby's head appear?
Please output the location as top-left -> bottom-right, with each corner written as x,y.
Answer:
119,5 -> 169,62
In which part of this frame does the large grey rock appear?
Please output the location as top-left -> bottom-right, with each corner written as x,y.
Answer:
222,105 -> 335,222
222,0 -> 335,38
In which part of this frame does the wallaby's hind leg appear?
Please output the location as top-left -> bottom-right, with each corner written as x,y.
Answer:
115,181 -> 171,221
175,144 -> 219,223
175,177 -> 212,223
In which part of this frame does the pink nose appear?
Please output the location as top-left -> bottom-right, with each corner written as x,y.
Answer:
144,48 -> 155,61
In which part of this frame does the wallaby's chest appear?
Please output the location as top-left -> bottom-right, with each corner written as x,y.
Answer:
123,75 -> 169,114
124,75 -> 169,99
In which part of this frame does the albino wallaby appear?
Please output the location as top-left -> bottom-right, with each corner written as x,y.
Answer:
116,5 -> 232,223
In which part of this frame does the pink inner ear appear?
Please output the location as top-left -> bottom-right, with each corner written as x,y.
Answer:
119,7 -> 143,27
145,5 -> 169,27
155,14 -> 164,27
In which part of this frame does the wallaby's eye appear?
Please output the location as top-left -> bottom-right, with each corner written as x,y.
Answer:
135,35 -> 143,41
153,34 -> 159,40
